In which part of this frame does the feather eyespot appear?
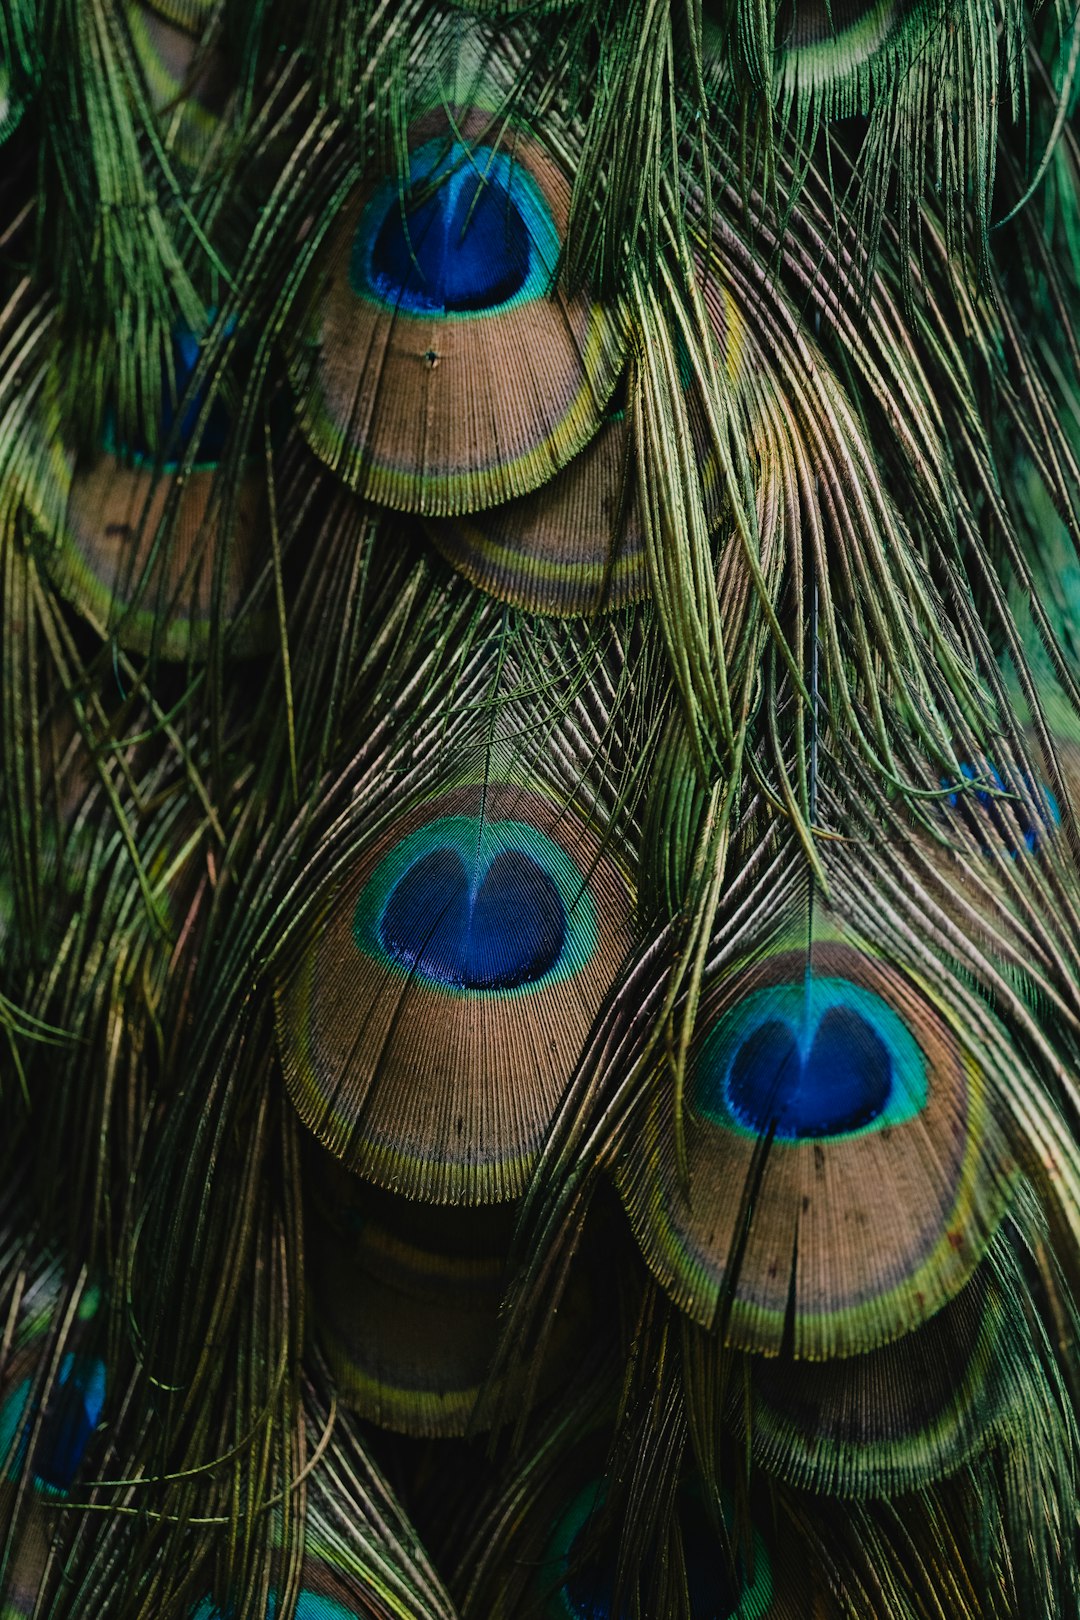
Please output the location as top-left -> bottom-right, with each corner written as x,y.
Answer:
775,0 -> 907,55
376,841 -> 567,990
275,784 -> 635,1204
620,943 -> 1015,1356
0,1354 -> 106,1497
361,820 -> 576,994
288,107 -> 624,515
356,141 -> 558,316
106,325 -> 232,473
698,976 -> 926,1140
45,322 -> 269,660
706,0 -> 931,120
730,1195 -> 1060,1497
304,1159 -> 590,1437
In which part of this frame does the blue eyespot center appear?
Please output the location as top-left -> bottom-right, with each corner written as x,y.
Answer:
379,846 -> 565,989
190,1593 -> 357,1620
354,814 -> 598,998
371,165 -> 528,312
727,1006 -> 891,1138
353,141 -> 561,316
694,975 -> 928,1142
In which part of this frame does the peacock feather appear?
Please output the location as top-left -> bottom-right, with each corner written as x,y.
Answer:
2,0 -> 1080,1615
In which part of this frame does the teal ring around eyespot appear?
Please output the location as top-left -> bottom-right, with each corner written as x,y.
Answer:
98,415 -> 220,477
543,1480 -> 775,1620
350,141 -> 562,319
191,1594 -> 358,1620
693,976 -> 928,1142
0,1379 -> 31,1479
542,1479 -> 602,1620
351,815 -> 599,998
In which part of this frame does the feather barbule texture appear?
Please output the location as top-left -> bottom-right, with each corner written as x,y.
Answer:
2,0 -> 1080,1617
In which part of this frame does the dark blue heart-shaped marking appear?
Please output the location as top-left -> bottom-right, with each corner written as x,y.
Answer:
727,1006 -> 892,1138
380,847 -> 565,989
370,163 -> 530,314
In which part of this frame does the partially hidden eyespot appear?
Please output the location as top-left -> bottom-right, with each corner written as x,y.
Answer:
544,1480 -> 777,1620
0,1354 -> 107,1496
127,2 -> 230,167
304,1155 -> 591,1436
728,1192 -> 1056,1497
943,759 -> 1060,858
191,1585 -> 363,1619
45,323 -> 268,660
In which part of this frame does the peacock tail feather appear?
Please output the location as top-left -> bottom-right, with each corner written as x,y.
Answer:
2,0 -> 1080,1615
